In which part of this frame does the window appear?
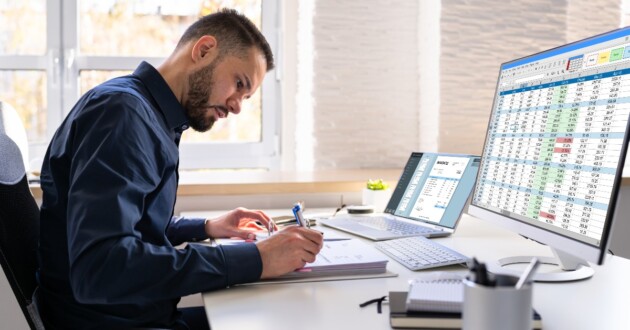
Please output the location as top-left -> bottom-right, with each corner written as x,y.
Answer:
0,0 -> 280,171
0,0 -> 48,146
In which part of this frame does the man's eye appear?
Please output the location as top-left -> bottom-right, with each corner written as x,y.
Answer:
237,79 -> 244,89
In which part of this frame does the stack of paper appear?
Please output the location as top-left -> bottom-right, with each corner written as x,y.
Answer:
278,239 -> 389,279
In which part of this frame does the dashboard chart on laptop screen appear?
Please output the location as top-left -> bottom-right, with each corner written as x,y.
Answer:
472,30 -> 630,247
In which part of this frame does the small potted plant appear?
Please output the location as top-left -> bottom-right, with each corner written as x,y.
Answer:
362,179 -> 392,212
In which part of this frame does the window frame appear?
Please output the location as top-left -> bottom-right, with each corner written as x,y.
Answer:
0,0 -> 62,167
2,0 -> 281,171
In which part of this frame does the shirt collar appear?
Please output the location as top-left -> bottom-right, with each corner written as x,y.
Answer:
133,61 -> 190,133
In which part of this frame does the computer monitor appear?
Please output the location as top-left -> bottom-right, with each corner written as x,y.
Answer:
468,27 -> 630,282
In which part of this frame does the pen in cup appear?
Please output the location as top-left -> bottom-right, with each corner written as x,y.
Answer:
515,257 -> 540,289
468,257 -> 494,286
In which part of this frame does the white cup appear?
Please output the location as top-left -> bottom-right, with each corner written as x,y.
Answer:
462,274 -> 533,330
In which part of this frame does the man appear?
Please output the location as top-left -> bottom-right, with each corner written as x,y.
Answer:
38,9 -> 323,329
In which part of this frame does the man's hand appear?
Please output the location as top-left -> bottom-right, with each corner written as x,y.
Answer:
256,226 -> 324,279
204,207 -> 275,240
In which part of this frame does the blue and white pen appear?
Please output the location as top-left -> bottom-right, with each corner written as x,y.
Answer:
292,202 -> 309,228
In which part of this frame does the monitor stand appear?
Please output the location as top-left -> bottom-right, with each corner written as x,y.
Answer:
492,248 -> 594,282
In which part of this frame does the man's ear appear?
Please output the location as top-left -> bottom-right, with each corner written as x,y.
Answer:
192,35 -> 219,64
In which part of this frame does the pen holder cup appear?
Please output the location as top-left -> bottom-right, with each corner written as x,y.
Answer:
462,275 -> 533,330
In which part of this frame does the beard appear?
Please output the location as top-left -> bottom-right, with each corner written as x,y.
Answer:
184,61 -> 222,132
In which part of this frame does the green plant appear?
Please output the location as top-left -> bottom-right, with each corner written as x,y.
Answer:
366,179 -> 389,190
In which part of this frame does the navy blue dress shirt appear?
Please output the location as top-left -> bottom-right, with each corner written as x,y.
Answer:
38,61 -> 262,329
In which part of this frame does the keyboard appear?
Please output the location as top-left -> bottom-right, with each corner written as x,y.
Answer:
375,236 -> 469,271
352,216 -> 434,235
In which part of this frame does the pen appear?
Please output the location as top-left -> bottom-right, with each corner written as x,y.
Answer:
476,260 -> 490,286
469,257 -> 494,286
267,218 -> 276,237
515,257 -> 540,289
292,202 -> 309,228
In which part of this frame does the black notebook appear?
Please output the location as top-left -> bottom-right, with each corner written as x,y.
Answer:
389,292 -> 543,329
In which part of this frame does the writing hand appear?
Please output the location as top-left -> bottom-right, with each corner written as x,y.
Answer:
256,226 -> 324,279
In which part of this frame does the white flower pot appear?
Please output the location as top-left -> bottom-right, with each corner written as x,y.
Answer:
362,188 -> 392,212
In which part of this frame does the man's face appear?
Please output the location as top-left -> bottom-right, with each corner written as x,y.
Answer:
184,47 -> 267,132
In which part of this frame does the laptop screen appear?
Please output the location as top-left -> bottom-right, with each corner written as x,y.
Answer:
384,153 -> 481,229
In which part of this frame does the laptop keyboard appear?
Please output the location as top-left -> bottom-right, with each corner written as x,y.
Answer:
375,236 -> 469,271
352,217 -> 435,235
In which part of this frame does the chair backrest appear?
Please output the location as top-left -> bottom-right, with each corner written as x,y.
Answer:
0,132 -> 42,329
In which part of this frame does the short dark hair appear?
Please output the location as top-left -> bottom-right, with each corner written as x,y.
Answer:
177,8 -> 274,71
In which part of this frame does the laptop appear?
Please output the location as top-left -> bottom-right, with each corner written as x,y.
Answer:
319,152 -> 481,241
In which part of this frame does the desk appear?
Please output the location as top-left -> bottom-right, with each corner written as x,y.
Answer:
200,213 -> 630,330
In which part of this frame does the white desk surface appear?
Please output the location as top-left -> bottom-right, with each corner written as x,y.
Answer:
192,211 -> 630,330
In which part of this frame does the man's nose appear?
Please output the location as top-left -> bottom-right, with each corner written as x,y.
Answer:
227,98 -> 242,115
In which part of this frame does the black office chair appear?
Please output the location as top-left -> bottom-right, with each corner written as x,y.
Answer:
0,132 -> 45,329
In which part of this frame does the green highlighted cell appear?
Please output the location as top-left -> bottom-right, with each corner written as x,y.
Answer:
551,85 -> 568,104
526,195 -> 543,219
611,47 -> 624,61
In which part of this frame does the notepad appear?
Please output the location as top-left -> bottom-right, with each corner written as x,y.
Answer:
406,272 -> 464,313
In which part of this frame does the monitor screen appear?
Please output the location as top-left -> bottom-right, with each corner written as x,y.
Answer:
469,27 -> 630,276
385,152 -> 480,229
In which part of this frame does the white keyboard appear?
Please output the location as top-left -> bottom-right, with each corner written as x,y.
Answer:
375,236 -> 469,271
352,216 -> 434,235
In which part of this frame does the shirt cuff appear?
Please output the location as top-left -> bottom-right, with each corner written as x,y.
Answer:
219,243 -> 263,285
166,216 -> 208,246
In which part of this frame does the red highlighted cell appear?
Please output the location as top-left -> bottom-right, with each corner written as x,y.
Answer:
556,137 -> 573,143
554,147 -> 571,153
539,211 -> 556,221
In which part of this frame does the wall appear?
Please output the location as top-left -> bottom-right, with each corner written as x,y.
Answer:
308,1 -> 421,169
439,0 -> 568,154
610,185 -> 630,258
289,0 -> 625,165
439,0 -> 622,155
566,0 -> 621,43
